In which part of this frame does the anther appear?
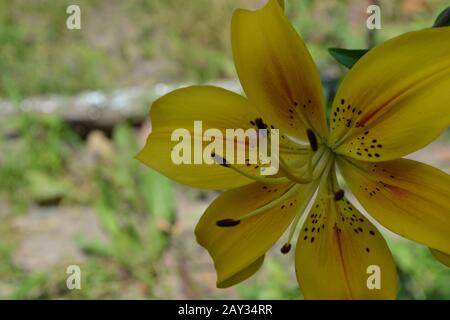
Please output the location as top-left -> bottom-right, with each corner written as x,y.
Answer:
280,243 -> 292,254
306,129 -> 318,152
334,190 -> 345,201
255,118 -> 268,130
216,219 -> 241,227
211,152 -> 231,168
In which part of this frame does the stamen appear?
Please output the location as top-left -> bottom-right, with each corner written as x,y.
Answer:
216,219 -> 241,227
282,180 -> 321,250
334,190 -> 345,201
280,156 -> 334,254
255,118 -> 268,130
313,148 -> 333,178
211,152 -> 230,167
280,243 -> 292,254
279,146 -> 332,185
279,153 -> 313,184
317,156 -> 335,190
238,184 -> 300,220
279,146 -> 310,154
212,152 -> 288,185
306,129 -> 319,152
217,183 -> 301,227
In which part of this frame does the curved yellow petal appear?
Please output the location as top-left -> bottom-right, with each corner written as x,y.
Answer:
231,0 -> 328,142
430,248 -> 450,268
295,184 -> 398,300
137,86 -> 267,190
195,180 -> 318,288
218,255 -> 265,288
277,0 -> 285,11
329,27 -> 450,161
337,157 -> 450,254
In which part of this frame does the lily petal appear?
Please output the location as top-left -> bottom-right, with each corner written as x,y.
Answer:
216,256 -> 265,288
329,27 -> 450,161
231,0 -> 328,142
337,157 -> 450,254
196,181 -> 318,288
137,86 -> 266,190
295,186 -> 398,299
430,248 -> 450,268
277,0 -> 285,11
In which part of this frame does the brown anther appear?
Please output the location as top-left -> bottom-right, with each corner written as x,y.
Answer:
306,129 -> 318,152
280,243 -> 292,254
334,190 -> 345,201
216,219 -> 241,227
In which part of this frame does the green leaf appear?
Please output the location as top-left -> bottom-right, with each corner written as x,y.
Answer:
328,48 -> 369,69
433,7 -> 450,27
141,168 -> 174,224
140,168 -> 174,255
9,274 -> 48,299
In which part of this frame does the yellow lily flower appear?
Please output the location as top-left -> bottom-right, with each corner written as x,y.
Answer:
137,0 -> 450,299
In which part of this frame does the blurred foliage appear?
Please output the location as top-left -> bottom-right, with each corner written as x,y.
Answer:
389,240 -> 450,300
0,77 -> 80,210
1,0 -> 448,98
0,0 -> 246,97
0,115 -> 176,298
78,125 -> 174,299
78,124 -> 175,291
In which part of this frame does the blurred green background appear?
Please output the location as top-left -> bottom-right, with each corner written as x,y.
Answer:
0,0 -> 449,299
